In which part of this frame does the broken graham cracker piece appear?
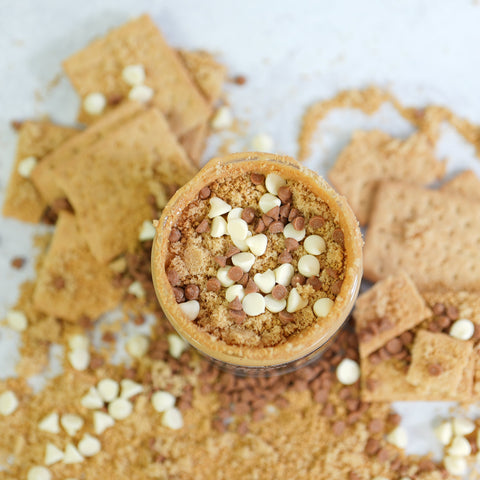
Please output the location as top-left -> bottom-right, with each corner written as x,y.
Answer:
33,212 -> 122,322
63,14 -> 210,135
31,101 -> 145,204
406,330 -> 473,397
363,180 -> 480,291
440,169 -> 480,201
328,130 -> 445,225
56,108 -> 197,263
2,121 -> 78,223
354,271 -> 432,358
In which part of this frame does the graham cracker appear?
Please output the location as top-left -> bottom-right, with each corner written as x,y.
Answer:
31,101 -> 145,204
55,108 -> 197,263
328,130 -> 445,225
179,123 -> 209,166
2,121 -> 78,223
354,271 -> 432,358
33,212 -> 122,322
63,14 -> 210,135
406,330 -> 473,397
363,180 -> 480,291
440,169 -> 480,201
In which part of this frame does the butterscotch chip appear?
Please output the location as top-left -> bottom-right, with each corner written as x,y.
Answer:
277,185 -> 292,203
291,274 -> 305,287
365,437 -> 380,456
331,279 -> 343,295
284,237 -> 299,252
228,266 -> 244,282
254,218 -> 266,233
266,206 -> 280,220
10,257 -> 26,269
229,309 -> 246,323
262,214 -> 274,227
214,256 -> 227,267
279,203 -> 291,219
245,279 -> 259,294
288,207 -> 300,222
238,273 -> 249,288
278,250 -> 292,264
432,302 -> 445,315
385,338 -> 402,354
446,305 -> 459,320
279,310 -> 294,324
241,207 -> 256,224
169,228 -> 182,242
52,276 -> 66,290
399,331 -> 413,346
292,215 -> 305,231
206,278 -> 221,292
309,215 -> 325,229
268,221 -> 284,234
368,418 -> 384,433
272,285 -> 287,300
428,363 -> 443,376
306,276 -> 322,291
331,420 -> 346,436
366,378 -> 379,391
226,245 -> 241,258
167,268 -> 180,286
250,172 -> 265,185
332,228 -> 344,245
185,284 -> 200,300
229,297 -> 243,311
198,186 -> 211,200
196,219 -> 210,233
435,315 -> 451,330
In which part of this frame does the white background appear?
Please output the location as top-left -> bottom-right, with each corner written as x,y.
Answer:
1,0 -> 480,466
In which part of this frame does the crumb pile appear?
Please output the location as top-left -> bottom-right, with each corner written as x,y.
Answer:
166,171 -> 346,348
1,13 -> 480,480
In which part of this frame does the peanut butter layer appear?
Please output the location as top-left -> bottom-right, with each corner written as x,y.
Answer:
166,172 -> 347,348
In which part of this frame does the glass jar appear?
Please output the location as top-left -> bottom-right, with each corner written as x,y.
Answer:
152,152 -> 362,376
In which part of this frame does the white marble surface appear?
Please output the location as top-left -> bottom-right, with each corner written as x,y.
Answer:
1,0 -> 480,470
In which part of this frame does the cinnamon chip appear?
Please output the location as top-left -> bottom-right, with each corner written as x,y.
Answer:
169,228 -> 182,242
292,215 -> 305,231
185,284 -> 200,300
241,207 -> 256,224
198,186 -> 211,200
309,215 -> 325,229
206,278 -> 221,292
278,250 -> 292,264
196,219 -> 210,233
250,173 -> 265,185
228,266 -> 244,282
277,186 -> 292,203
272,284 -> 287,300
268,221 -> 284,234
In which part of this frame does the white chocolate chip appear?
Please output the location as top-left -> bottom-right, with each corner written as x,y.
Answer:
231,252 -> 255,272
246,234 -> 268,256
274,263 -> 295,286
78,433 -> 101,457
63,443 -> 84,464
128,84 -> 154,103
297,255 -> 320,277
259,193 -> 281,214
45,443 -> 64,465
265,173 -> 286,195
127,280 -> 146,299
286,288 -> 308,313
97,379 -> 119,403
264,295 -> 287,313
225,284 -> 245,302
444,455 -> 467,476
126,334 -> 149,358
122,64 -> 145,86
448,436 -> 471,456
138,220 -> 156,241
120,379 -> 144,400
93,411 -> 115,435
227,218 -> 249,241
208,197 -> 232,218
227,207 -> 243,221
68,334 -> 89,351
217,267 -> 235,287
210,105 -> 233,130
386,426 -> 408,449
152,391 -> 176,412
83,92 -> 106,115
108,398 -> 133,420
242,293 -> 266,316
0,390 -> 18,416
27,466 -> 52,480
434,420 -> 453,445
210,216 -> 227,237
68,349 -> 90,371
453,417 -> 475,436
304,235 -> 326,255
162,407 -> 184,430
6,309 -> 28,331
17,156 -> 38,178
61,414 -> 84,436
80,387 -> 104,409
38,412 -> 60,434
179,300 -> 200,321
313,298 -> 334,317
167,333 -> 188,359
253,269 -> 276,294
231,230 -> 252,251
283,223 -> 306,242
251,133 -> 274,152
336,358 -> 360,385
449,318 -> 475,340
